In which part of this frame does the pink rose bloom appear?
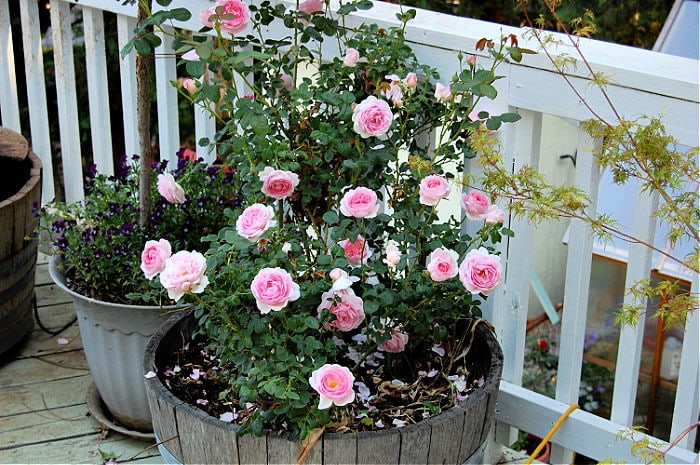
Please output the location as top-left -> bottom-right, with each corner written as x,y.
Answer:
258,166 -> 299,200
318,289 -> 365,331
338,235 -> 371,267
339,187 -> 379,218
236,203 -> 277,241
343,48 -> 360,67
159,251 -> 209,302
298,0 -> 323,14
404,72 -> 418,88
157,173 -> 186,204
182,78 -> 197,94
378,329 -> 409,353
201,0 -> 250,34
467,55 -> 476,66
140,239 -> 172,279
181,49 -> 200,61
461,190 -> 491,220
280,72 -> 293,92
459,247 -> 502,295
419,174 -> 451,206
434,82 -> 452,101
484,205 -> 506,224
352,96 -> 393,139
250,267 -> 300,314
330,268 -> 359,291
426,247 -> 459,282
382,74 -> 403,106
384,241 -> 401,268
309,364 -> 355,409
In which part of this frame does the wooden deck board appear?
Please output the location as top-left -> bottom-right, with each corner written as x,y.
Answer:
0,257 -> 163,464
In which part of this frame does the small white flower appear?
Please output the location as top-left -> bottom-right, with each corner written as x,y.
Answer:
144,371 -> 157,379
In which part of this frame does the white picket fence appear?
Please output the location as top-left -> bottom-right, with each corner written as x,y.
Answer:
2,0 -> 698,463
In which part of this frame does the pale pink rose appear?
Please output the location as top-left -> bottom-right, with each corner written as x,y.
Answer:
258,166 -> 299,199
318,289 -> 365,331
201,0 -> 250,34
280,72 -> 293,92
469,109 -> 496,135
250,267 -> 300,314
426,248 -> 459,282
298,0 -> 323,14
343,48 -> 360,67
404,72 -> 418,88
339,187 -> 379,218
378,329 -> 409,353
484,205 -> 506,224
181,49 -> 200,61
467,55 -> 476,66
338,235 -> 371,268
236,203 -> 277,241
459,247 -> 502,295
384,241 -> 401,268
382,74 -> 403,106
309,364 -> 355,409
352,96 -> 393,139
419,174 -> 451,206
157,173 -> 186,204
182,78 -> 198,94
159,251 -> 209,302
461,190 -> 491,220
434,82 -> 452,101
330,268 -> 359,291
140,239 -> 172,280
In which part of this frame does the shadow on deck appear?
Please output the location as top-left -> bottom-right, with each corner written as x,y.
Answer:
0,255 -> 162,464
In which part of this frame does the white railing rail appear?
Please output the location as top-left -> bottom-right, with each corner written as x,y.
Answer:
2,0 -> 698,463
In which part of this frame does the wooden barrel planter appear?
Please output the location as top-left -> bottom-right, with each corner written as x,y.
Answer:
0,127 -> 42,355
144,309 -> 503,464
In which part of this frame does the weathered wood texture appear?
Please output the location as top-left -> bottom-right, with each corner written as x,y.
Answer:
0,128 -> 42,355
145,310 -> 503,465
0,257 -> 163,464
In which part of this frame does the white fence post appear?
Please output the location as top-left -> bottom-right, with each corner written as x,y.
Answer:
155,27 -> 181,166
19,0 -> 55,202
83,6 -> 114,175
51,0 -> 84,202
0,1 -> 21,131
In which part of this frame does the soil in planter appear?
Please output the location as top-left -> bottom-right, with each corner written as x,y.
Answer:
0,156 -> 31,201
158,323 -> 490,435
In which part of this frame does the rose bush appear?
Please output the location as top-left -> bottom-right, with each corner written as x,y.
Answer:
129,0 -> 528,440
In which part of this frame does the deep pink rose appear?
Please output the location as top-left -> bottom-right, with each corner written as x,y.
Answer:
251,267 -> 300,314
426,247 -> 459,282
236,203 -> 277,241
484,205 -> 506,224
140,239 -> 172,280
352,96 -> 393,139
458,247 -> 502,295
318,289 -> 365,331
159,251 -> 209,302
339,187 -> 379,218
343,48 -> 360,67
461,190 -> 491,220
378,329 -> 409,353
309,364 -> 355,409
404,72 -> 418,88
434,82 -> 452,101
157,173 -> 186,204
338,235 -> 371,267
419,174 -> 451,206
298,0 -> 323,14
258,166 -> 299,199
201,0 -> 250,34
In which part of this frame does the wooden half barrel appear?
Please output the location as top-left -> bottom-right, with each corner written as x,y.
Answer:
0,127 -> 42,355
145,309 -> 504,465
